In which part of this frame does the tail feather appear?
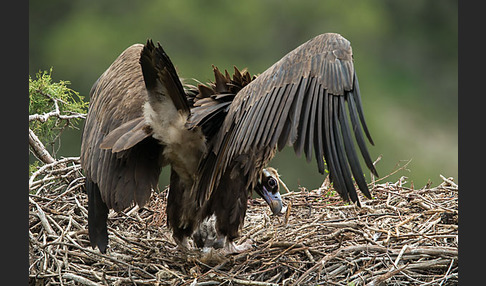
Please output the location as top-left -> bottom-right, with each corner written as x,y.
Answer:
140,40 -> 190,114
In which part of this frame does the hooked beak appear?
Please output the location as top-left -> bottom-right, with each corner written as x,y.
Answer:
255,185 -> 283,215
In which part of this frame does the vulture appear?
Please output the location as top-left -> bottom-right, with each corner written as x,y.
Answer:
80,33 -> 378,254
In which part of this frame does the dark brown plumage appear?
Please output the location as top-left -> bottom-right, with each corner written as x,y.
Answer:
80,33 -> 377,254
80,45 -> 165,252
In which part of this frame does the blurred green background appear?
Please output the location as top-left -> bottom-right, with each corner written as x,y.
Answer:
29,0 -> 458,192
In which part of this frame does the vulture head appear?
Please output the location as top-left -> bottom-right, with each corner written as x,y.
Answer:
80,33 -> 378,254
255,167 -> 282,215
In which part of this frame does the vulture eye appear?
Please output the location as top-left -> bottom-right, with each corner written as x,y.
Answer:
268,177 -> 277,189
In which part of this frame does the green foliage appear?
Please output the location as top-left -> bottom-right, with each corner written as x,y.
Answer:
29,161 -> 41,177
29,68 -> 88,155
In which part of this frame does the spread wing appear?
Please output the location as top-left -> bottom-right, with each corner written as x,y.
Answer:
196,33 -> 378,207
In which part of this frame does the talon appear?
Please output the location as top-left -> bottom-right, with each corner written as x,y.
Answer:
222,239 -> 253,254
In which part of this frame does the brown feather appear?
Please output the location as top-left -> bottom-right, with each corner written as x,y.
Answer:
99,117 -> 153,152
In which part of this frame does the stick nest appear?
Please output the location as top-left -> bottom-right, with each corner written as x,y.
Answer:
29,158 -> 458,285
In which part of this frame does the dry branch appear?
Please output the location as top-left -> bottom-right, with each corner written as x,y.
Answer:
29,128 -> 55,164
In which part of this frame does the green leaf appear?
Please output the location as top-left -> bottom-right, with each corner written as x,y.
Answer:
29,68 -> 88,153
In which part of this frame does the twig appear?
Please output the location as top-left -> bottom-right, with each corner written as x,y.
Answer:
366,265 -> 407,286
62,273 -> 103,286
214,276 -> 278,286
29,197 -> 56,236
372,158 -> 412,184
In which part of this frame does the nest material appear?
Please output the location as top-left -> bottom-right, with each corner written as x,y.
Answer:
29,159 -> 458,285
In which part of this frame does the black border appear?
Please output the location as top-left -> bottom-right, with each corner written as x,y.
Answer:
7,0 -> 29,283
458,1 -> 479,285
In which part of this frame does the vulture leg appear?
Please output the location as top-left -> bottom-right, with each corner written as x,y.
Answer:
222,238 -> 253,254
216,165 -> 249,242
219,167 -> 282,254
192,215 -> 224,250
197,161 -> 251,252
195,165 -> 282,253
167,168 -> 197,249
192,216 -> 251,254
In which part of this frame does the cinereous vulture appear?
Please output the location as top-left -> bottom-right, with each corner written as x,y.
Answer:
80,33 -> 378,254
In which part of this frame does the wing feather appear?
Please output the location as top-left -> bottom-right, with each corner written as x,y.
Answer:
293,78 -> 314,158
338,96 -> 371,199
352,72 -> 375,145
260,85 -> 290,148
242,93 -> 269,152
140,40 -> 190,114
229,105 -> 254,159
347,89 -> 379,177
313,86 -> 325,174
331,95 -> 358,204
287,77 -> 309,147
304,79 -> 319,163
323,92 -> 348,202
269,83 -> 298,148
248,88 -> 279,151
275,81 -> 302,151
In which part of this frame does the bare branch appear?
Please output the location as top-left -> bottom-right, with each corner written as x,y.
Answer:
29,128 -> 55,164
29,112 -> 86,122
